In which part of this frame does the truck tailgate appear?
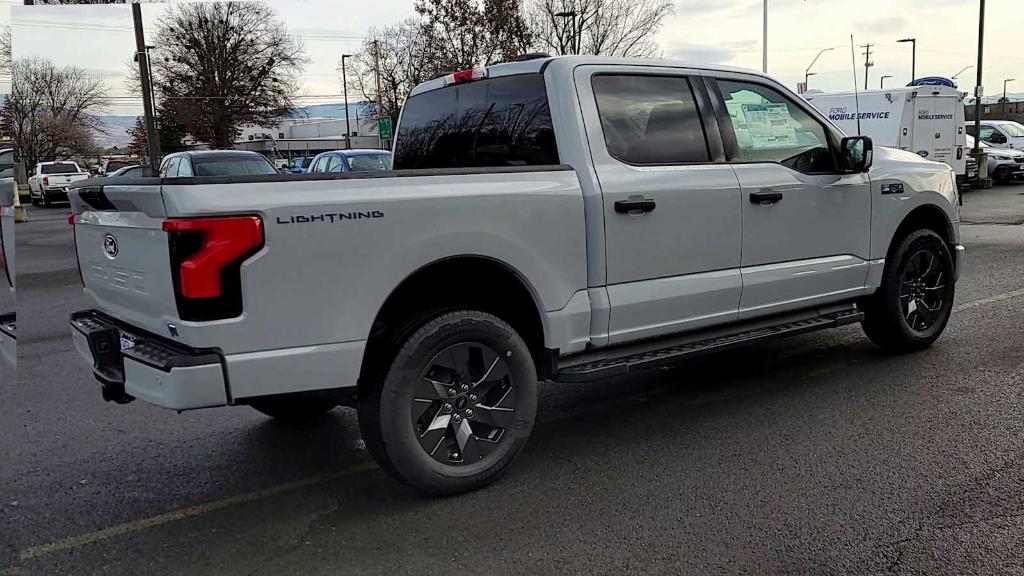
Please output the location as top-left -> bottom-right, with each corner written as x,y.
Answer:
71,183 -> 181,338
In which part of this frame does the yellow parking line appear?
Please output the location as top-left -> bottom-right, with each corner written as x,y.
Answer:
17,462 -> 377,561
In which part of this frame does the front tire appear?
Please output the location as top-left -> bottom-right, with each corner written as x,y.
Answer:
359,310 -> 537,496
862,229 -> 955,351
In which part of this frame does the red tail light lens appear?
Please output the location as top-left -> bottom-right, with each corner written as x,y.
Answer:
43,176 -> 49,186
163,216 -> 264,320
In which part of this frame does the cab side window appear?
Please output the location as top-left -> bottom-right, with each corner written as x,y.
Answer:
592,74 -> 710,165
310,156 -> 327,173
162,157 -> 180,177
978,125 -> 996,141
326,154 -> 344,172
715,79 -> 833,173
176,158 -> 194,177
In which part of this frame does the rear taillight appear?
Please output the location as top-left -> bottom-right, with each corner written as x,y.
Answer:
42,176 -> 49,186
163,216 -> 264,321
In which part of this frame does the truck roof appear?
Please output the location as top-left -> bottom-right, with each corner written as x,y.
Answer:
408,55 -> 767,97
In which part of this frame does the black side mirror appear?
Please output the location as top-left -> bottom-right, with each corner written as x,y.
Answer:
840,136 -> 873,173
990,133 -> 1007,144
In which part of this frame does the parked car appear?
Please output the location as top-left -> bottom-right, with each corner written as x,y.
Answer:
286,156 -> 316,173
966,120 -> 1024,149
0,177 -> 15,369
0,149 -> 15,179
68,55 -> 962,496
28,161 -> 90,206
158,150 -> 279,177
98,158 -> 142,176
967,135 -> 1024,183
107,164 -> 153,178
306,149 -> 392,173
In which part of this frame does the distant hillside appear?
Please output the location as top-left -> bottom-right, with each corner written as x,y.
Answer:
97,101 -> 371,148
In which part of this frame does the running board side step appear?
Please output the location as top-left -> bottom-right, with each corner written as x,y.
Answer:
554,307 -> 864,383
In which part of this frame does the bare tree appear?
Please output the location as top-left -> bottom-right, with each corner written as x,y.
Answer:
3,57 -> 107,169
350,19 -> 445,129
529,0 -> 673,57
148,2 -> 304,148
416,0 -> 535,69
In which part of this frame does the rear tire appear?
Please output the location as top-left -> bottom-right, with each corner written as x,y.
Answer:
249,396 -> 339,422
359,310 -> 537,496
862,229 -> 955,352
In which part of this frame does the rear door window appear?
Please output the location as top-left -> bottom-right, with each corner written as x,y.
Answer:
326,155 -> 344,172
394,73 -> 559,169
592,74 -> 710,164
176,158 -> 194,177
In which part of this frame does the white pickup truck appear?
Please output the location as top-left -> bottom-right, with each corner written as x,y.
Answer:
28,161 -> 90,206
69,56 -> 962,495
1,177 -> 15,368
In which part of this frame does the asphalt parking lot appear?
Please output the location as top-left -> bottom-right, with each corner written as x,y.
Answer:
2,183 -> 1024,575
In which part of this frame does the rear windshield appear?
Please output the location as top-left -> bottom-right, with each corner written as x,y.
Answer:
393,73 -> 559,170
106,160 -> 140,172
193,156 -> 278,177
41,163 -> 79,174
347,154 -> 391,172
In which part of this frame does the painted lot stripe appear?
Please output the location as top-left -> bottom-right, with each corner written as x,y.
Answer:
11,287 -> 1024,565
17,462 -> 377,561
953,288 -> 1024,313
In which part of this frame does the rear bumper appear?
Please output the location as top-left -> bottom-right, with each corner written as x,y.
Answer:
0,312 -> 14,369
39,187 -> 70,201
71,310 -> 228,410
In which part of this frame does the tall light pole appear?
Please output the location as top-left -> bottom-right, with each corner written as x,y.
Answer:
132,3 -> 161,169
880,75 -> 893,89
952,66 -> 973,81
341,54 -> 352,149
1004,78 -> 1016,115
762,0 -> 768,73
897,37 -> 916,82
804,47 -> 833,90
973,0 -> 984,157
554,11 -> 577,55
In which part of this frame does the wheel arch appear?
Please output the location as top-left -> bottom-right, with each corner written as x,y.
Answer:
890,204 -> 955,252
358,255 -> 552,387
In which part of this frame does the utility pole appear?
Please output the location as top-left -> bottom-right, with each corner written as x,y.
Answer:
341,54 -> 352,150
373,40 -> 386,150
1003,78 -> 1015,115
861,43 -> 874,91
132,3 -> 161,171
973,0 -> 984,156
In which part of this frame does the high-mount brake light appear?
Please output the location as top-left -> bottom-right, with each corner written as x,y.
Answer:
163,215 -> 264,321
446,67 -> 488,86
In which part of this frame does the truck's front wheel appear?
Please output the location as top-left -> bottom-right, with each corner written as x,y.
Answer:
862,229 -> 955,351
359,310 -> 537,496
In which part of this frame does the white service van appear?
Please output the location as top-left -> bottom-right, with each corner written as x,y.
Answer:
804,86 -> 967,182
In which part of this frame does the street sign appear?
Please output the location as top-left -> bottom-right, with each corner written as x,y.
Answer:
377,117 -> 393,140
975,86 -> 984,98
797,82 -> 808,94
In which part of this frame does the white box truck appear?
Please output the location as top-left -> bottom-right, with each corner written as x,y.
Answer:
804,86 -> 968,184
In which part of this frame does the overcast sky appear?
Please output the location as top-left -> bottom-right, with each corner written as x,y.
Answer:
7,0 -> 1024,116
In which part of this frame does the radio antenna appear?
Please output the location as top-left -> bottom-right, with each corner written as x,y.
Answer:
850,35 -> 862,135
